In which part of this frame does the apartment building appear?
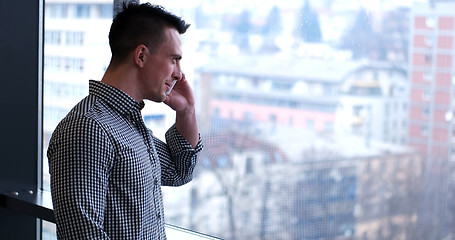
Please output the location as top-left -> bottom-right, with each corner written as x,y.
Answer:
407,1 -> 455,238
196,54 -> 361,133
408,1 -> 455,160
336,63 -> 409,145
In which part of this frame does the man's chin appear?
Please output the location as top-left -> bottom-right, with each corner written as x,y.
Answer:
146,94 -> 166,103
159,93 -> 168,102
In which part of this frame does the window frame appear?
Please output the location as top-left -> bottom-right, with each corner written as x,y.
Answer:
0,0 -> 44,239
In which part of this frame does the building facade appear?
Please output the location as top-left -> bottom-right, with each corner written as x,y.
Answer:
408,1 -> 455,160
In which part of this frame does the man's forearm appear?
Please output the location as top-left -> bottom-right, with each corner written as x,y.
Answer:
175,107 -> 199,149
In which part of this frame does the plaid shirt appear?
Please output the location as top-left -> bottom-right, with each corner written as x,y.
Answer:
47,80 -> 203,239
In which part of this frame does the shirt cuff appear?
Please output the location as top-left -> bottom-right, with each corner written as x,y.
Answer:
165,124 -> 204,153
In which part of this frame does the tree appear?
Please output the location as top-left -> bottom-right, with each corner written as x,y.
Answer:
379,7 -> 410,62
262,6 -> 282,37
339,8 -> 376,59
295,0 -> 322,43
339,7 -> 410,61
261,5 -> 282,53
233,9 -> 252,51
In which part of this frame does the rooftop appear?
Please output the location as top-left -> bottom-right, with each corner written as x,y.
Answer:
197,54 -> 361,83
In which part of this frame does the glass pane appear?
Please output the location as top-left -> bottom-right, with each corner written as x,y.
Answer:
42,0 -> 455,239
42,221 -> 218,240
42,221 -> 56,240
43,0 -> 113,191
42,0 -> 113,238
145,1 -> 455,239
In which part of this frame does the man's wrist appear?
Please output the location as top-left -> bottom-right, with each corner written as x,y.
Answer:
176,105 -> 195,116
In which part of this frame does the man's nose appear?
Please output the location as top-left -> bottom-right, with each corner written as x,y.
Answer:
172,70 -> 182,81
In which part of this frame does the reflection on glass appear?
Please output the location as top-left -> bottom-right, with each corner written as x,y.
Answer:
43,0 -> 455,239
42,221 -> 57,240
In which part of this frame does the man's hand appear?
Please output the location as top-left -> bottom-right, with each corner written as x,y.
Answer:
164,73 -> 199,148
164,73 -> 195,113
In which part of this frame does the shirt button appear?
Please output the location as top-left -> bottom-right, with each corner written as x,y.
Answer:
154,179 -> 159,185
157,212 -> 161,219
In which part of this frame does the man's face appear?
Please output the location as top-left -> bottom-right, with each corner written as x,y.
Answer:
139,27 -> 182,102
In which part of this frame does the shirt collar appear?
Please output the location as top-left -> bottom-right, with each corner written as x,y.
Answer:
89,80 -> 145,116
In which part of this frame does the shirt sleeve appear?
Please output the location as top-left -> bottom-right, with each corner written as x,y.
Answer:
153,124 -> 203,186
47,116 -> 114,239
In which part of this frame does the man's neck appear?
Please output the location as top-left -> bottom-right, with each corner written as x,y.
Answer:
101,64 -> 142,102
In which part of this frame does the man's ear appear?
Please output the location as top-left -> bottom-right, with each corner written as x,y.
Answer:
134,45 -> 148,67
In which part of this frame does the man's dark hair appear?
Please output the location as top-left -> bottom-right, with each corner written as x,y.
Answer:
108,2 -> 190,66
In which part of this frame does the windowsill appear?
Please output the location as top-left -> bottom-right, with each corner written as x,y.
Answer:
0,181 -> 55,223
0,181 -> 221,240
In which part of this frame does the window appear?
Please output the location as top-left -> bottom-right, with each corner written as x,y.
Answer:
47,4 -> 68,18
45,31 -> 62,45
41,1 -> 455,240
75,4 -> 90,18
424,70 -> 432,81
306,119 -> 315,129
423,106 -> 430,117
425,34 -> 434,47
426,16 -> 436,29
422,125 -> 429,136
245,158 -> 253,174
425,52 -> 433,64
217,156 -> 229,168
422,88 -> 431,101
65,31 -> 84,45
97,4 -> 113,18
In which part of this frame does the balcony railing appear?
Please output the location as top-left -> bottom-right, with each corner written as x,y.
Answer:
0,181 -> 221,240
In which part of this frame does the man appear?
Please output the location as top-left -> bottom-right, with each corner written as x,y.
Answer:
47,3 -> 203,239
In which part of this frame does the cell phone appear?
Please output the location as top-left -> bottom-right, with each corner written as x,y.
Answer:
165,80 -> 178,96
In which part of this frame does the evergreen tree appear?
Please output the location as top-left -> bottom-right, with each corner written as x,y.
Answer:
235,9 -> 251,34
295,0 -> 322,42
262,6 -> 282,37
379,7 -> 410,62
234,9 -> 252,51
339,9 -> 375,59
261,5 -> 282,53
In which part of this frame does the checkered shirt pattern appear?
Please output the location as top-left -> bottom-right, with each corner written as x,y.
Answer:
47,80 -> 203,239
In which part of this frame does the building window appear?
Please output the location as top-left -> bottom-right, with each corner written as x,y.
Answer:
45,31 -> 62,45
217,156 -> 229,168
75,4 -> 90,18
325,122 -> 334,132
424,71 -> 432,81
426,16 -> 436,29
425,34 -> 434,47
47,4 -> 68,18
98,4 -> 113,18
245,111 -> 253,121
425,53 -> 433,64
246,158 -> 253,174
306,119 -> 314,129
269,114 -> 277,124
422,89 -> 431,101
423,106 -> 430,117
421,125 -> 429,136
66,31 -> 84,46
